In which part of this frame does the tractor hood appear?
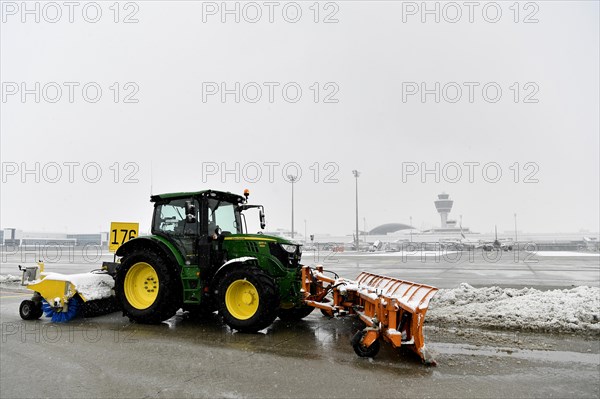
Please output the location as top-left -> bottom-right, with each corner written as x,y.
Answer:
222,234 -> 302,270
222,233 -> 297,245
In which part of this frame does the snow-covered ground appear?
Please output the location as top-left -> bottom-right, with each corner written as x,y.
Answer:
342,250 -> 459,257
529,251 -> 600,257
0,274 -> 20,283
428,283 -> 600,334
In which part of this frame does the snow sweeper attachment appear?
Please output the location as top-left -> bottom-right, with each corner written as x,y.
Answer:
301,265 -> 438,364
18,261 -> 118,322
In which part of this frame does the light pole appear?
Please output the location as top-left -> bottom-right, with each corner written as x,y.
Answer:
288,175 -> 297,239
363,217 -> 367,243
304,219 -> 307,245
352,170 -> 360,252
410,216 -> 413,242
514,213 -> 518,245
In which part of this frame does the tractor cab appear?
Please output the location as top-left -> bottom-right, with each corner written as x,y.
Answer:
149,190 -> 270,267
150,190 -> 266,237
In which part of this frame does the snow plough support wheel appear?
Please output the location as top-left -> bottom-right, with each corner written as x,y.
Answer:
351,329 -> 380,358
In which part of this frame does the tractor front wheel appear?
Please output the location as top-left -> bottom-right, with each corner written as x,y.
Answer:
115,250 -> 182,324
217,267 -> 279,333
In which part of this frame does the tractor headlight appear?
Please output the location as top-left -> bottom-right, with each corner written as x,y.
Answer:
280,244 -> 297,254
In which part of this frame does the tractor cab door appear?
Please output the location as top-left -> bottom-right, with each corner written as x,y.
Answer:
204,197 -> 243,268
152,198 -> 201,264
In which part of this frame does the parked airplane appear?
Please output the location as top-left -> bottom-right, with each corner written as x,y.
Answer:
440,226 -> 483,250
482,226 -> 514,251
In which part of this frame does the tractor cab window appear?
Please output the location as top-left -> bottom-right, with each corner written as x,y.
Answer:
208,199 -> 241,235
154,199 -> 198,236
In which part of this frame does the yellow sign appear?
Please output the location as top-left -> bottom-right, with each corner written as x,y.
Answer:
109,222 -> 139,253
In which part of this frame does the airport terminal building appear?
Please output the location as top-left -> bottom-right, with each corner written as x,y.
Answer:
0,228 -> 106,247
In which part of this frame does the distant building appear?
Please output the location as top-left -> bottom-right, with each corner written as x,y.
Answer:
67,234 -> 102,246
369,223 -> 413,235
2,228 -> 18,246
434,193 -> 453,228
1,229 -> 103,247
21,238 -> 76,246
428,193 -> 471,234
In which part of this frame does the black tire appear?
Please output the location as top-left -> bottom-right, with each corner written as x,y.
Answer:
278,304 -> 314,321
115,249 -> 182,324
19,300 -> 42,320
217,267 -> 279,333
351,330 -> 380,358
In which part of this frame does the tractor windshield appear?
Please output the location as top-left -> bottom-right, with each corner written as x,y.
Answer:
208,199 -> 242,235
153,199 -> 198,236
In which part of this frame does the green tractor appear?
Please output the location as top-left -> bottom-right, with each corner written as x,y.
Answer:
110,189 -> 312,332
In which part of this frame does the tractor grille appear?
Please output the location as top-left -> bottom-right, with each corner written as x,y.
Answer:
269,242 -> 300,269
245,241 -> 259,253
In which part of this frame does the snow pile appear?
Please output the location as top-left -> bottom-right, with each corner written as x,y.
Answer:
40,272 -> 114,301
427,283 -> 600,334
0,274 -> 21,283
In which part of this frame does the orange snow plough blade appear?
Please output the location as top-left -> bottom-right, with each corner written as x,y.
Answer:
301,265 -> 438,364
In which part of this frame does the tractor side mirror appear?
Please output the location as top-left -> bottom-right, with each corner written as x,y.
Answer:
259,208 -> 266,230
185,201 -> 197,223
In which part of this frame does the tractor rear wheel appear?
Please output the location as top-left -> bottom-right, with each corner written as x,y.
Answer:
217,267 -> 279,333
115,250 -> 182,324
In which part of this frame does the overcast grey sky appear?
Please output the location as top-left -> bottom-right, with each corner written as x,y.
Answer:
1,1 -> 598,236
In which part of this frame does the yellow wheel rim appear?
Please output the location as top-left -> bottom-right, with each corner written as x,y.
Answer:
124,262 -> 159,310
225,279 -> 259,320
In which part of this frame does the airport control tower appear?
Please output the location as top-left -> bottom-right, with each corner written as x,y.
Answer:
434,193 -> 453,228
